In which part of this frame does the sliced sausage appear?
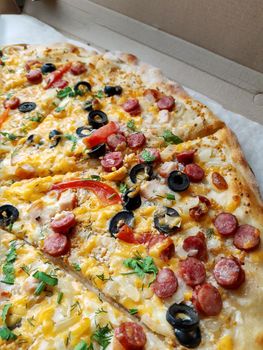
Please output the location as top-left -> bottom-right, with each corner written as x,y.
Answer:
184,163 -> 205,182
127,133 -> 146,149
51,211 -> 76,234
176,150 -> 195,165
101,151 -> 123,172
157,96 -> 175,111
147,234 -> 175,261
179,257 -> 206,287
25,60 -> 41,71
183,232 -> 208,261
70,62 -> 87,75
213,257 -> 245,289
192,283 -> 222,316
26,69 -> 43,84
214,212 -> 238,236
107,133 -> 127,151
143,88 -> 161,102
122,99 -> 141,116
212,172 -> 228,190
189,196 -> 210,221
52,79 -> 68,89
3,96 -> 20,110
43,233 -> 70,257
114,322 -> 147,350
233,224 -> 260,251
152,268 -> 178,299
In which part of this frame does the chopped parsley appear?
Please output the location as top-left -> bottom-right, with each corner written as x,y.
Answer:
123,252 -> 158,284
0,326 -> 17,341
128,308 -> 138,315
0,131 -> 19,141
1,241 -> 17,285
119,182 -> 128,194
74,340 -> 94,350
21,264 -> 31,276
55,103 -> 68,112
127,119 -> 136,131
70,301 -> 82,315
1,304 -> 12,324
90,175 -> 101,181
162,130 -> 183,145
206,228 -> 214,239
95,307 -> 107,315
29,112 -> 44,123
72,263 -> 81,271
57,86 -> 76,99
166,193 -> 175,200
91,324 -> 112,350
140,149 -> 156,163
95,90 -> 104,99
57,292 -> 64,304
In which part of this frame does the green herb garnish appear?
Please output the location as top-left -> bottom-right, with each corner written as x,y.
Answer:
74,340 -> 94,350
128,308 -> 138,315
57,87 -> 76,99
166,193 -> 175,200
21,264 -> 31,276
127,119 -> 136,131
72,263 -> 81,272
95,90 -> 104,99
1,241 -> 17,285
29,112 -> 44,123
206,228 -> 214,239
119,182 -> 128,194
33,271 -> 58,286
123,252 -> 158,282
64,134 -> 78,151
140,149 -> 156,163
1,304 -> 12,324
0,131 -> 19,141
91,324 -> 112,350
57,292 -> 64,304
96,273 -> 113,282
0,326 -> 17,341
162,130 -> 183,145
90,175 -> 101,181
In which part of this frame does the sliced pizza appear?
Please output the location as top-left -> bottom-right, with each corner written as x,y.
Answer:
0,231 -> 166,350
0,126 -> 262,349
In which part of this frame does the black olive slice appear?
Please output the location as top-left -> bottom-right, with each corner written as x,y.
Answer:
88,143 -> 106,158
88,110 -> 108,129
166,303 -> 199,331
129,164 -> 154,184
74,81 -> 91,95
109,211 -> 134,237
0,205 -> 19,227
168,170 -> 190,192
26,134 -> 35,144
76,126 -> 92,138
18,102 -> 36,113
154,207 -> 181,234
174,327 -> 201,348
104,85 -> 123,97
49,129 -> 62,148
83,100 -> 94,112
123,188 -> 141,211
41,63 -> 56,74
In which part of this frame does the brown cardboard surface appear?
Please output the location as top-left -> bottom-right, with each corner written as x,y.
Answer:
0,0 -> 21,14
91,0 -> 263,73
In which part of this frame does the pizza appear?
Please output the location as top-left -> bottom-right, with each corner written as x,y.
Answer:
0,43 -> 262,350
0,231 -> 164,350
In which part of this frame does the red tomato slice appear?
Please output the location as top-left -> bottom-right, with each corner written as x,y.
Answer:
0,108 -> 10,129
50,179 -> 121,205
44,63 -> 72,89
117,224 -> 137,243
83,121 -> 119,148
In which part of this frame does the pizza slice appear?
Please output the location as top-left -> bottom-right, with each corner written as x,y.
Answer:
0,231 -> 166,350
0,126 -> 262,349
0,43 -> 224,182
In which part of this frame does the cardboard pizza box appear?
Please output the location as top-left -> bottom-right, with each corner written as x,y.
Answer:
4,0 -> 263,123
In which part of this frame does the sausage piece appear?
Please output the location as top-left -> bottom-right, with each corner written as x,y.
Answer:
213,257 -> 245,289
70,62 -> 87,75
147,234 -> 175,261
101,151 -> 123,172
184,163 -> 205,182
192,283 -> 222,316
107,133 -> 127,151
114,322 -> 147,350
157,96 -> 175,111
26,69 -> 43,84
43,233 -> 70,257
179,257 -> 206,287
233,224 -> 260,251
51,211 -> 76,234
127,133 -> 146,149
212,172 -> 228,190
152,268 -> 178,298
3,96 -> 20,110
122,99 -> 141,116
176,150 -> 195,165
214,212 -> 238,236
183,232 -> 208,261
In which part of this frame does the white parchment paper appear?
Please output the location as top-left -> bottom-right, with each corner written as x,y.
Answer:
1,15 -> 262,194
